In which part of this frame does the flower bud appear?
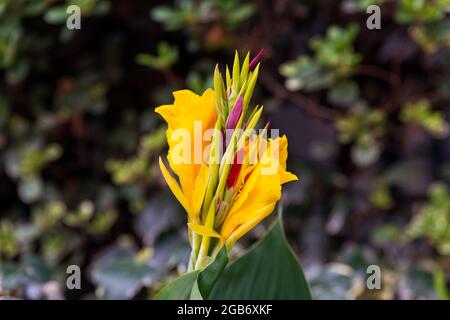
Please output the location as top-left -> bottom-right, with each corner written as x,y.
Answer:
226,95 -> 243,130
249,48 -> 265,71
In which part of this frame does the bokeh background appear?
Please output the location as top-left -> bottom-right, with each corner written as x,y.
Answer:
1,0 -> 450,300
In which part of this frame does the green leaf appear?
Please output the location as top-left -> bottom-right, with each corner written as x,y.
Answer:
226,4 -> 256,29
210,218 -> 312,299
327,80 -> 359,107
156,246 -> 228,300
44,6 -> 68,24
92,257 -> 155,299
195,246 -> 228,299
155,271 -> 199,300
151,6 -> 175,23
433,266 -> 450,300
136,42 -> 178,71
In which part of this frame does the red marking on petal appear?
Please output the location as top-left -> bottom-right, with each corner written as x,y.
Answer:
227,162 -> 242,189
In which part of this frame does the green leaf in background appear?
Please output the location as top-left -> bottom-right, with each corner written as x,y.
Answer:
44,6 -> 68,24
210,218 -> 312,300
136,42 -> 178,71
327,80 -> 359,107
92,258 -> 155,299
433,266 -> 450,300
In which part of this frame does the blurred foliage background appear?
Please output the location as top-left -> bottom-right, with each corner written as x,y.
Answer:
1,0 -> 450,300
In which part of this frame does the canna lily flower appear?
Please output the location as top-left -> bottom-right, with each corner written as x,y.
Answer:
156,51 -> 298,270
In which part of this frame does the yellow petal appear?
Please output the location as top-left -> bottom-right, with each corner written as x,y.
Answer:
156,88 -> 217,212
188,223 -> 223,239
192,163 -> 209,218
173,90 -> 205,110
154,104 -> 177,128
221,164 -> 282,239
280,170 -> 298,184
158,157 -> 192,218
276,136 -> 298,184
262,135 -> 298,184
225,201 -> 276,250
277,135 -> 289,167
221,133 -> 299,239
225,164 -> 261,217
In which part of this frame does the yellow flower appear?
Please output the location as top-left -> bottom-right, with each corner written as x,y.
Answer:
155,89 -> 216,220
220,135 -> 297,248
155,52 -> 298,269
156,91 -> 298,246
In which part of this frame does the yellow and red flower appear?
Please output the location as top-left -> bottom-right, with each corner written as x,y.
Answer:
156,51 -> 298,270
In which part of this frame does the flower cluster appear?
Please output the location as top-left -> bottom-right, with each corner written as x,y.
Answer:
156,51 -> 298,270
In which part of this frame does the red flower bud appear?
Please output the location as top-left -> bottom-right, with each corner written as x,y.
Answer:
226,95 -> 243,130
249,48 -> 265,71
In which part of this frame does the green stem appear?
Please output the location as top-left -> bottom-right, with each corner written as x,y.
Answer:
195,235 -> 210,270
194,200 -> 216,270
211,241 -> 223,258
188,218 -> 202,272
188,233 -> 199,272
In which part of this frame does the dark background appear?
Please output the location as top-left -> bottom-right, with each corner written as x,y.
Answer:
1,0 -> 449,299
